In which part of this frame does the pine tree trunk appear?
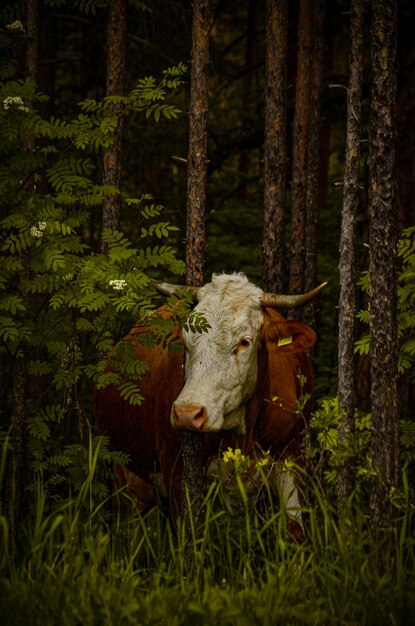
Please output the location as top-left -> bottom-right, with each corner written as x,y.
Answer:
182,0 -> 211,537
304,0 -> 326,327
368,0 -> 399,530
26,0 -> 38,84
6,0 -> 39,533
236,0 -> 257,200
7,357 -> 27,535
262,0 -> 288,294
38,7 -> 55,120
338,0 -> 364,508
185,0 -> 210,288
289,0 -> 313,301
396,9 -> 415,230
101,0 -> 127,253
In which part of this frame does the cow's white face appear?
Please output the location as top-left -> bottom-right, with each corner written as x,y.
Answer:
171,274 -> 264,432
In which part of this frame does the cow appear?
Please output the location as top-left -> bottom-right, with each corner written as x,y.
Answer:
94,273 -> 324,534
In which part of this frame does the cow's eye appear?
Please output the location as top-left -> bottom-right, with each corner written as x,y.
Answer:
239,338 -> 251,349
233,338 -> 252,354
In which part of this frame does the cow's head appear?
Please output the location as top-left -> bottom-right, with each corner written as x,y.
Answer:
155,274 -> 324,433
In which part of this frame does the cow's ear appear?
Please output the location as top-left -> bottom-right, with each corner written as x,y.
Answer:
261,312 -> 316,353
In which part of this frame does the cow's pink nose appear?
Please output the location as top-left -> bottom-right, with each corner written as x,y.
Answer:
172,404 -> 208,430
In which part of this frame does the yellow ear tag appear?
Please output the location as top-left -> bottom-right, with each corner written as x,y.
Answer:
277,336 -> 293,347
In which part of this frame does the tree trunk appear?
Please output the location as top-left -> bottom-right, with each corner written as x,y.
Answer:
304,0 -> 326,327
6,357 -> 27,536
289,0 -> 313,302
262,0 -> 288,294
101,0 -> 127,253
6,0 -> 39,533
26,0 -> 38,84
38,6 -> 55,120
368,0 -> 399,531
337,0 -> 364,508
236,0 -> 258,200
182,0 -> 211,538
396,6 -> 415,230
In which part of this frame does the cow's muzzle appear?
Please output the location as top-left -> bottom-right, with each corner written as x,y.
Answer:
171,403 -> 208,430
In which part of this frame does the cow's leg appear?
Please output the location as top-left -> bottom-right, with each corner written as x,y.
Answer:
113,464 -> 157,511
273,461 -> 304,541
159,451 -> 183,520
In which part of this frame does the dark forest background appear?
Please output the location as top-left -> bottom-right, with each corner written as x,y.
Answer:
21,0 -> 414,401
1,1 -> 415,622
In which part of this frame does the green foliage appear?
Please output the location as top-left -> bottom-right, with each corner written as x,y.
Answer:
44,0 -> 151,15
0,30 -> 190,501
308,396 -> 415,501
355,226 -> 415,379
308,397 -> 373,497
397,226 -> 415,378
79,63 -> 186,125
26,413 -> 130,510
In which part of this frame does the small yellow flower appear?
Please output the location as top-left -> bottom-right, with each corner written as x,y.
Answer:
222,447 -> 250,473
222,447 -> 236,463
283,458 -> 294,470
255,449 -> 271,470
256,457 -> 269,468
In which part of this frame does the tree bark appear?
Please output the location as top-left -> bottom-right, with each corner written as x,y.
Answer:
101,0 -> 127,253
6,0 -> 39,533
185,0 -> 210,288
337,0 -> 364,508
262,0 -> 288,294
304,0 -> 326,327
396,6 -> 415,230
26,0 -> 38,84
368,0 -> 399,530
236,0 -> 258,201
289,0 -> 313,301
6,357 -> 27,535
182,0 -> 211,537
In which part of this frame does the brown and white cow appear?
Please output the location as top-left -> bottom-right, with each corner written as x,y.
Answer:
94,273 -> 323,529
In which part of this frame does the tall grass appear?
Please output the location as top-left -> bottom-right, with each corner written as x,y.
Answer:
1,437 -> 414,626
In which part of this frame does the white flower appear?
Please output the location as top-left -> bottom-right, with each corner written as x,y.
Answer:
6,21 -> 25,34
30,226 -> 43,239
3,96 -> 29,113
109,279 -> 127,291
30,222 -> 47,239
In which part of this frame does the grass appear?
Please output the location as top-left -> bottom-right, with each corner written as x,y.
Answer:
1,442 -> 415,626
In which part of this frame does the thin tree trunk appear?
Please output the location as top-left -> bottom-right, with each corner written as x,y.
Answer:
6,0 -> 39,533
101,0 -> 127,253
182,0 -> 211,538
368,0 -> 399,531
304,0 -> 326,327
236,0 -> 257,200
7,358 -> 27,534
26,0 -> 38,84
38,6 -> 55,120
289,0 -> 313,312
262,0 -> 288,294
338,0 -> 364,508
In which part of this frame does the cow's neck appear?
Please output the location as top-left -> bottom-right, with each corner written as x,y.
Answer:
222,405 -> 247,435
245,344 -> 269,451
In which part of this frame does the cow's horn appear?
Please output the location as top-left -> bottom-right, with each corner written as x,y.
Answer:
260,282 -> 328,309
152,280 -> 199,300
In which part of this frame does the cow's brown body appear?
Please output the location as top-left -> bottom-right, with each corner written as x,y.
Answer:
94,302 -> 316,517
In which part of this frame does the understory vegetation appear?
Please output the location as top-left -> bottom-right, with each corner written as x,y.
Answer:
1,432 -> 415,626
